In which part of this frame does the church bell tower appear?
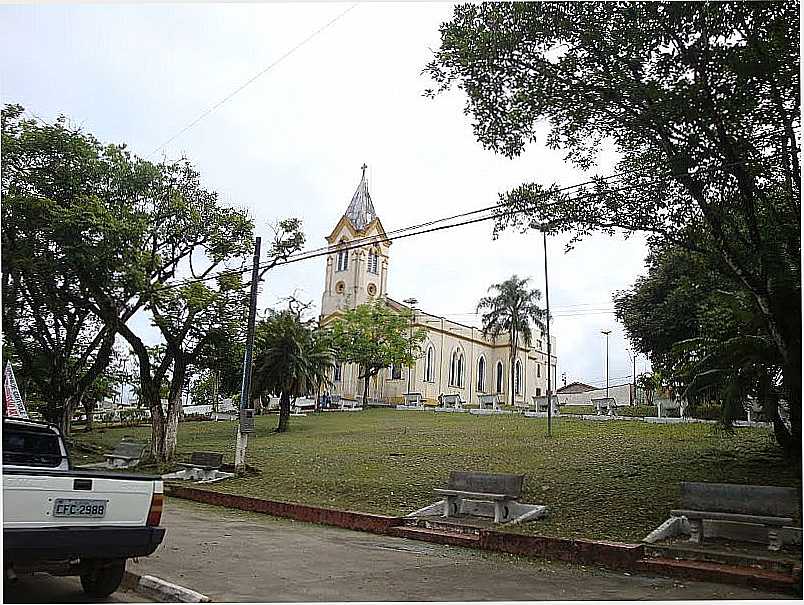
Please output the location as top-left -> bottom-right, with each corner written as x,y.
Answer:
320,165 -> 391,320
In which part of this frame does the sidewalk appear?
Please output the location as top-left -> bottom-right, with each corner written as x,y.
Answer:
130,497 -> 782,602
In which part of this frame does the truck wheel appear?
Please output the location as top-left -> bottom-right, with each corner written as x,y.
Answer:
80,559 -> 126,598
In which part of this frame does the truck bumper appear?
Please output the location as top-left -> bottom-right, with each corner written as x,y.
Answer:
4,526 -> 166,562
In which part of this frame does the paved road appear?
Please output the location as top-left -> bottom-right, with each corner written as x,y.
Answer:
4,574 -> 151,603
128,497 -> 782,602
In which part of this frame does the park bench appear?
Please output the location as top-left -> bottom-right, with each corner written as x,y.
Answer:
478,394 -> 502,410
177,451 -> 225,482
531,395 -> 559,415
291,398 -> 316,414
439,393 -> 465,409
592,397 -> 618,416
671,481 -> 798,551
434,471 -> 526,523
103,440 -> 147,469
656,397 -> 686,418
403,392 -> 424,406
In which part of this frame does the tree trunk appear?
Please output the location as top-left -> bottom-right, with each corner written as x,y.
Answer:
60,400 -> 74,437
362,373 -> 371,410
145,383 -> 167,463
83,398 -> 95,432
162,399 -> 181,461
277,391 -> 291,432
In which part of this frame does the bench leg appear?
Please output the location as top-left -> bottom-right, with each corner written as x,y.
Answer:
688,518 -> 703,544
768,529 -> 783,552
493,501 -> 505,523
442,496 -> 454,518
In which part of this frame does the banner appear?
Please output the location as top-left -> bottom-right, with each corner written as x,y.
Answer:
4,362 -> 29,419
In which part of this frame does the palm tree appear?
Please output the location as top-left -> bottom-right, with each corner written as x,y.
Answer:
477,275 -> 547,406
250,310 -> 333,432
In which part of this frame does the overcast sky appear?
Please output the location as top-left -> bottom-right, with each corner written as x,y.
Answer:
2,2 -> 652,387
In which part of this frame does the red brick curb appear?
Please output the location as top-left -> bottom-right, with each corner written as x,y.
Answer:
165,484 -> 402,534
165,485 -> 799,595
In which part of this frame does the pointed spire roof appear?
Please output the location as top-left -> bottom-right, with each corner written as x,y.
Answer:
343,163 -> 376,231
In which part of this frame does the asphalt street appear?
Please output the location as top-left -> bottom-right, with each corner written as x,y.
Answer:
127,497 -> 783,602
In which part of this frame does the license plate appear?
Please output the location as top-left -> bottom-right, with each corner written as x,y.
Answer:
53,498 -> 107,518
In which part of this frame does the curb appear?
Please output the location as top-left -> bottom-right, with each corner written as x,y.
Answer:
123,570 -> 211,603
164,486 -> 799,595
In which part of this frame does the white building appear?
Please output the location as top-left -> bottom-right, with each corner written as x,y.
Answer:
319,167 -> 558,406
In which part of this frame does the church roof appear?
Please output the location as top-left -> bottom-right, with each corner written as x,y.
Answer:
343,164 -> 376,232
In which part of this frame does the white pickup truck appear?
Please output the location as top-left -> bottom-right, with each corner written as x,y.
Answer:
3,417 -> 166,597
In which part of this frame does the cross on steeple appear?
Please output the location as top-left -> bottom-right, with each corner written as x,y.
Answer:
361,163 -> 367,178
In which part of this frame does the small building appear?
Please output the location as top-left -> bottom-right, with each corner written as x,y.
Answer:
556,381 -> 633,407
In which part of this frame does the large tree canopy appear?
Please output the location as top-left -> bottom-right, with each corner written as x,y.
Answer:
426,1 -> 800,454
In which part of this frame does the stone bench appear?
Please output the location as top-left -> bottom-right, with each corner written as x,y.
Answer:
478,394 -> 502,410
177,451 -> 224,481
531,395 -> 559,415
439,393 -> 465,409
434,471 -> 525,523
591,397 -> 618,416
291,399 -> 316,414
103,440 -> 147,469
671,481 -> 798,551
403,392 -> 424,406
657,398 -> 686,418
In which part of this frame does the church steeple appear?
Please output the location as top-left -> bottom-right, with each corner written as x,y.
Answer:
343,163 -> 376,231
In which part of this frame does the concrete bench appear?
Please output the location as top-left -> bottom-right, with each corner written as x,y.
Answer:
532,395 -> 559,415
176,451 -> 224,481
591,397 -> 618,416
478,394 -> 502,410
435,471 -> 525,523
657,398 -> 686,418
439,393 -> 465,409
403,392 -> 424,406
103,441 -> 147,469
291,399 -> 316,414
671,482 -> 798,551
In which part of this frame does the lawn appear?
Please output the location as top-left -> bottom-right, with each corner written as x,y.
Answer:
72,409 -> 801,542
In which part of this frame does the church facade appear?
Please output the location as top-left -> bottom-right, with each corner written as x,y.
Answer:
319,167 -> 558,407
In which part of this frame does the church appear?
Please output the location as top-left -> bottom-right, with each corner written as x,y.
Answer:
319,167 -> 558,407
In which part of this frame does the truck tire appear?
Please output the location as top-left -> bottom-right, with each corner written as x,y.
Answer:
80,559 -> 126,598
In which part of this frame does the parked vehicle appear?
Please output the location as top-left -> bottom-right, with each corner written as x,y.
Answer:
3,417 -> 166,597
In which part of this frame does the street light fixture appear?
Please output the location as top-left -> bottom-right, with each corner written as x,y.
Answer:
601,330 -> 612,402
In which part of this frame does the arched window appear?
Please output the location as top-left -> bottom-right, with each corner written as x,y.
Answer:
333,362 -> 342,382
537,363 -> 541,378
515,360 -> 523,395
449,349 -> 464,387
368,249 -> 379,274
424,346 -> 434,382
389,364 -> 402,380
477,356 -> 486,392
336,240 -> 348,272
495,361 -> 504,394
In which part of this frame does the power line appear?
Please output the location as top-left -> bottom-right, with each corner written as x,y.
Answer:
148,3 -> 359,158
158,151 -> 789,291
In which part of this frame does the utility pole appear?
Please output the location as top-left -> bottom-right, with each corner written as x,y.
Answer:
403,298 -> 418,395
601,330 -> 611,402
235,237 -> 261,472
543,230 -> 553,437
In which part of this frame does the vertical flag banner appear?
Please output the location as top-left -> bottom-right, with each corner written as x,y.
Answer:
4,362 -> 29,419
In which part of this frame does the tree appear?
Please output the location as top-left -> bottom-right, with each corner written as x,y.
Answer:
476,275 -> 547,406
636,372 -> 662,408
426,2 -> 800,454
615,241 -> 789,442
1,104 -> 130,433
329,302 -> 426,408
250,309 -> 333,432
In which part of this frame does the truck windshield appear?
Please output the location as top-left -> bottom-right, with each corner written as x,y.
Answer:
3,426 -> 64,467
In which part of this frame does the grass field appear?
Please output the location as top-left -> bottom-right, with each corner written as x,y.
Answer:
72,409 -> 801,542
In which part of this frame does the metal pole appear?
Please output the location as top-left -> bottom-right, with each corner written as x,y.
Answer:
543,230 -> 552,437
235,237 -> 261,471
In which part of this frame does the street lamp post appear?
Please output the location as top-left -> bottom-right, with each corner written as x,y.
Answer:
403,298 -> 418,396
601,330 -> 612,402
542,230 -> 553,437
